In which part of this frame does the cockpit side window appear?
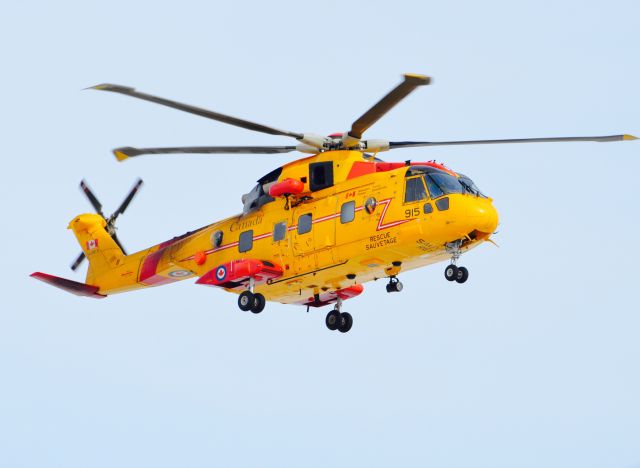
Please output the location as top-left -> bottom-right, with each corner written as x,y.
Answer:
424,175 -> 445,199
404,176 -> 428,203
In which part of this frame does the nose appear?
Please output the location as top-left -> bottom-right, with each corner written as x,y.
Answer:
467,199 -> 499,234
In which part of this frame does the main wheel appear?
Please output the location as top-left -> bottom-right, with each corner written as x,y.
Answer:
238,291 -> 254,311
325,310 -> 341,330
338,312 -> 353,333
455,266 -> 469,284
444,264 -> 458,281
394,281 -> 403,292
251,293 -> 266,313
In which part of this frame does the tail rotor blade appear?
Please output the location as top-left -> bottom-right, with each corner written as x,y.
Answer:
349,74 -> 431,140
111,233 -> 127,255
111,178 -> 143,219
80,180 -> 105,217
70,252 -> 86,271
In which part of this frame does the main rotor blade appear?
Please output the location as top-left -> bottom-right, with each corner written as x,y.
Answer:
111,178 -> 144,219
349,73 -> 431,140
113,145 -> 300,161
80,180 -> 105,217
70,252 -> 86,271
389,134 -> 638,149
90,84 -> 304,140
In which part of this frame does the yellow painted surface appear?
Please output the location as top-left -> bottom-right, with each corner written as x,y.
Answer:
72,151 -> 499,304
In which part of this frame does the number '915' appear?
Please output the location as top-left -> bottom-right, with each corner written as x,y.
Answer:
404,208 -> 420,218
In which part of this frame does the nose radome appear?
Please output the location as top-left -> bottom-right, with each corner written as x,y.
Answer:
467,200 -> 499,234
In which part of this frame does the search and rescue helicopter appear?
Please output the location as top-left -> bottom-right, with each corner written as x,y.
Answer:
31,74 -> 636,333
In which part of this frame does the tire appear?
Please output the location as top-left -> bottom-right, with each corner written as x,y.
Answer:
238,291 -> 254,311
455,266 -> 469,284
444,264 -> 458,281
251,293 -> 266,314
338,312 -> 353,333
395,281 -> 403,292
325,310 -> 341,330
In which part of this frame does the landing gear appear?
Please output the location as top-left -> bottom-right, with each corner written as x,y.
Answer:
444,264 -> 469,283
238,291 -> 254,311
445,240 -> 469,284
238,290 -> 267,313
338,312 -> 353,333
325,310 -> 341,330
325,297 -> 353,333
251,293 -> 266,313
386,276 -> 403,293
455,266 -> 469,284
238,277 -> 266,313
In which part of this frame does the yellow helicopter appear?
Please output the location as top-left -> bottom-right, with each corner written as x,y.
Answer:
31,74 -> 636,333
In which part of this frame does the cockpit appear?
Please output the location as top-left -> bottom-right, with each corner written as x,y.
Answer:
404,165 -> 486,203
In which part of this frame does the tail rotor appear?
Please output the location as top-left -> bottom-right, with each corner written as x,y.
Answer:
71,178 -> 143,271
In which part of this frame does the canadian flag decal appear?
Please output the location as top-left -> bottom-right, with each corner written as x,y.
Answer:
86,239 -> 99,251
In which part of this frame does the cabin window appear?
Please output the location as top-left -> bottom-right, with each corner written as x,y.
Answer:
423,203 -> 433,214
298,213 -> 312,234
404,176 -> 428,203
211,230 -> 223,248
273,222 -> 287,242
341,201 -> 355,224
239,230 -> 254,252
309,161 -> 334,191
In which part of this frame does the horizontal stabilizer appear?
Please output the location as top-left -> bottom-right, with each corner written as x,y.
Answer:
30,272 -> 106,298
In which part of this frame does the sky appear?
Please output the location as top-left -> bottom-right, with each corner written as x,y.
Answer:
1,1 -> 639,467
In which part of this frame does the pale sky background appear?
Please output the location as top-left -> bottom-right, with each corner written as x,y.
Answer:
1,1 -> 639,467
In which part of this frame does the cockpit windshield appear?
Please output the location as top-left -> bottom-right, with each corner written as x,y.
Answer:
457,173 -> 487,198
407,166 -> 488,199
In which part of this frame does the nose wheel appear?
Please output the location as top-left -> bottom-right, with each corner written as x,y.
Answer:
444,264 -> 469,283
325,298 -> 353,333
445,240 -> 469,284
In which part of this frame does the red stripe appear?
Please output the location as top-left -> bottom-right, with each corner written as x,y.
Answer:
179,199 -> 410,262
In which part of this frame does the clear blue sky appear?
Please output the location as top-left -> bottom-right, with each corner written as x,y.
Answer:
1,1 -> 639,467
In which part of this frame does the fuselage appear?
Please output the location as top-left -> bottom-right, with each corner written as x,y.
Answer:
85,150 -> 499,303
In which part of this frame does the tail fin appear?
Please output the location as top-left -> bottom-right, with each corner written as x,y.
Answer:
68,213 -> 125,284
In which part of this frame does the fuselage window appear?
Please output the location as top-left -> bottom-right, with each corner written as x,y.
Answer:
309,162 -> 334,191
298,213 -> 312,234
340,201 -> 355,224
404,176 -> 428,203
238,230 -> 254,253
273,222 -> 287,242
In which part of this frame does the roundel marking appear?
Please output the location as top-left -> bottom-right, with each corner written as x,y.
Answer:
168,270 -> 191,278
215,265 -> 227,282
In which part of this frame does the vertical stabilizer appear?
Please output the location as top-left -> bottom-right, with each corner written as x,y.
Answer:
68,213 -> 125,284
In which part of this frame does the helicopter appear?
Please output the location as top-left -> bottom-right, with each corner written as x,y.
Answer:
31,73 -> 636,333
